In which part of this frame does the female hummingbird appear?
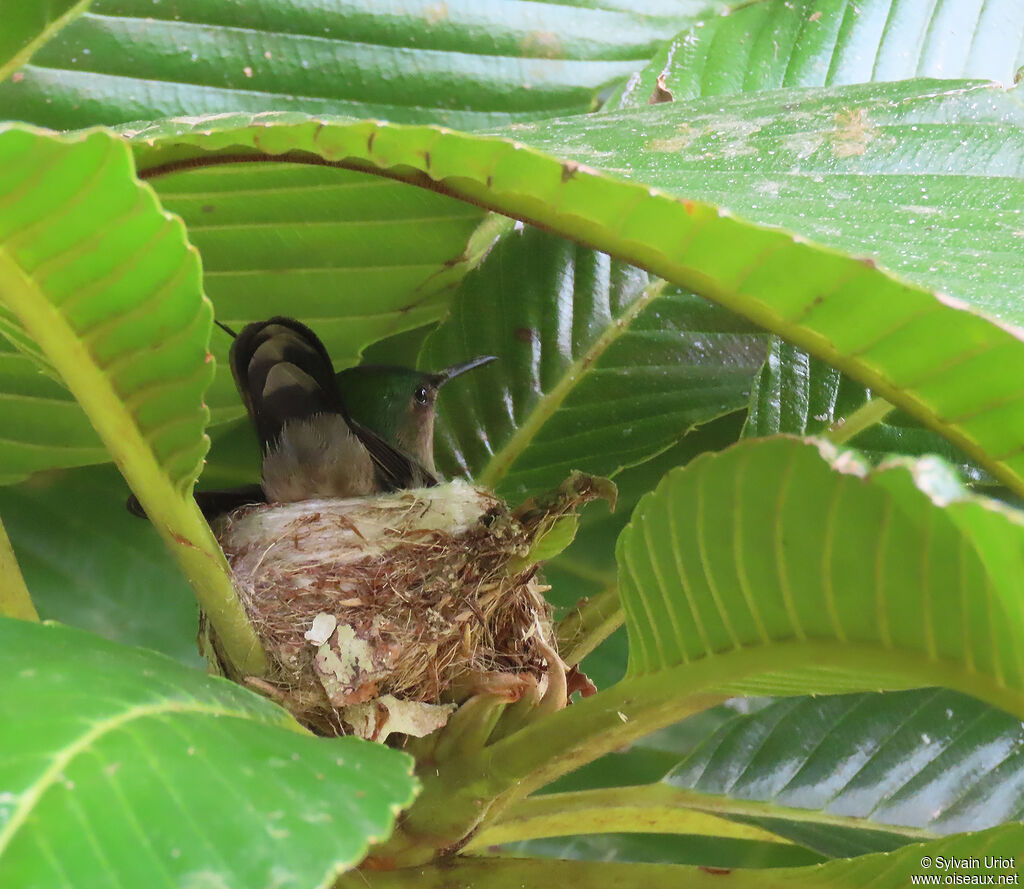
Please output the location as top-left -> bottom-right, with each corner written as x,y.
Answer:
227,317 -> 494,504
126,317 -> 494,519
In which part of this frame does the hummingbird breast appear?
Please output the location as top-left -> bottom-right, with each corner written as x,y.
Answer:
262,414 -> 376,502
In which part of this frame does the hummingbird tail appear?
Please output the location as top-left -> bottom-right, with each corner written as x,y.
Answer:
230,317 -> 434,498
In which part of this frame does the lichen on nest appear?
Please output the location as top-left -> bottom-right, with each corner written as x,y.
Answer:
211,473 -> 614,740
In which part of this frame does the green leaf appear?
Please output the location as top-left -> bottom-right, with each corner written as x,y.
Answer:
428,439 -> 1024,843
611,0 -> 1024,107
126,78 -> 1024,495
618,436 -> 1024,710
421,226 -> 766,502
337,828 -> 1023,886
0,618 -> 418,887
0,464 -> 200,665
0,0 -> 723,130
551,414 -> 749,682
746,337 -> 992,482
729,824 -> 1024,887
0,125 -> 263,676
154,165 -> 500,425
0,332 -> 106,484
0,0 -> 92,85
667,688 -> 1024,857
0,512 -> 36,623
0,126 -> 211,491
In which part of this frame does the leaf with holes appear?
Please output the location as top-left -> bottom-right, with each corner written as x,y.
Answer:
421,226 -> 766,502
0,618 -> 417,887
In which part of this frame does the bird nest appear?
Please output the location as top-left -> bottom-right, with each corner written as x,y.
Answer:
210,473 -> 613,740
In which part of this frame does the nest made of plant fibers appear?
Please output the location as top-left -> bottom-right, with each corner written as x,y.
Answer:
211,474 -> 614,738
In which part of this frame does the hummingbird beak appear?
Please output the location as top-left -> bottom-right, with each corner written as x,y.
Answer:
433,355 -> 497,387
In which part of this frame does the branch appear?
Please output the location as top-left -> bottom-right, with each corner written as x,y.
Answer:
0,511 -> 38,622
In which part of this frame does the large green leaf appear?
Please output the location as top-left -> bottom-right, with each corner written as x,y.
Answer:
667,688 -> 1024,857
421,437 -> 1024,859
551,415 -> 749,686
341,825 -> 1024,886
0,464 -> 199,664
124,78 -> 1024,495
379,446 -> 1024,864
0,0 -> 722,130
0,336 -> 104,485
153,163 -> 499,423
612,0 -> 1024,107
421,226 -> 766,502
618,436 -> 1024,711
0,125 -> 261,675
0,618 -> 417,888
745,337 -> 991,483
0,125 -> 210,490
0,0 -> 92,85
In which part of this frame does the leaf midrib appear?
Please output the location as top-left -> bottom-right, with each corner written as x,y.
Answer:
0,697 -> 289,856
478,277 -> 668,489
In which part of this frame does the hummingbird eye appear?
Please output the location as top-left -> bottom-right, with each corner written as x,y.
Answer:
414,385 -> 430,406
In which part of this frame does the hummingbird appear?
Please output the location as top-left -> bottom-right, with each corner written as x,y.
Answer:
128,317 -> 494,519
336,355 -> 497,480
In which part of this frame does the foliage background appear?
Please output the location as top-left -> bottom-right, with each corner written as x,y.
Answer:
2,0 -> 1024,886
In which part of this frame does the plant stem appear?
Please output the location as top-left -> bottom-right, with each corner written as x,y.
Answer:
466,784 -> 787,849
466,784 -> 937,850
477,279 -> 667,490
374,670 -> 726,865
556,585 -> 622,666
340,857 -> 756,889
0,249 -> 266,677
0,513 -> 38,622
377,640 -> 1024,866
0,0 -> 93,84
826,397 -> 894,445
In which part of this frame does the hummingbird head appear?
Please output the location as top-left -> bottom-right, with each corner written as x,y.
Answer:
338,356 -> 496,474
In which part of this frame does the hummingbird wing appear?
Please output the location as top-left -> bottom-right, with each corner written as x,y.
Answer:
230,317 -> 432,495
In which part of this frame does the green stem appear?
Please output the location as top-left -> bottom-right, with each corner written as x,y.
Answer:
826,397 -> 894,445
556,585 -> 622,665
0,0 -> 93,84
466,784 -> 936,851
375,672 -> 725,865
477,279 -> 667,490
378,641 -> 1024,865
0,250 -> 266,677
340,857 -> 756,889
0,512 -> 38,622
